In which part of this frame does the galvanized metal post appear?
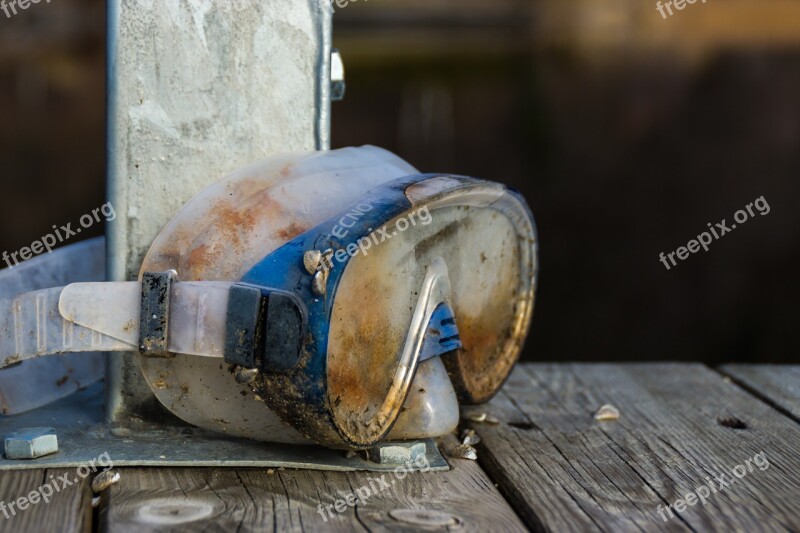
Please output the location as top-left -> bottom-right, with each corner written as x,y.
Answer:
106,0 -> 332,428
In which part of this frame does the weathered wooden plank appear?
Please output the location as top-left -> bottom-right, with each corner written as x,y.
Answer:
720,365 -> 800,422
0,468 -> 93,532
100,445 -> 525,532
466,363 -> 800,532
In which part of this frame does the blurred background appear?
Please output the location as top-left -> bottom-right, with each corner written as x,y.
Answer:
1,0 -> 798,364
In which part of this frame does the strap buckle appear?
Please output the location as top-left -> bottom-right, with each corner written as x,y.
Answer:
224,285 -> 306,373
139,271 -> 178,358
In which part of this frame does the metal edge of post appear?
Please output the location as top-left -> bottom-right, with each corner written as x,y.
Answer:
313,0 -> 333,151
105,0 -> 131,426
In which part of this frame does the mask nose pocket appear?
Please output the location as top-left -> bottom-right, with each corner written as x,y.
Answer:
388,302 -> 462,440
387,356 -> 459,441
419,302 -> 462,363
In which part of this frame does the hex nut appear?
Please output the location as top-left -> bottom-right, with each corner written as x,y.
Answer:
368,441 -> 426,465
5,427 -> 58,460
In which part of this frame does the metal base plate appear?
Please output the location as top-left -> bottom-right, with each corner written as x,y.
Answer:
0,383 -> 448,472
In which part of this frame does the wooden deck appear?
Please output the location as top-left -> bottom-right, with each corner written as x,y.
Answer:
2,363 -> 799,532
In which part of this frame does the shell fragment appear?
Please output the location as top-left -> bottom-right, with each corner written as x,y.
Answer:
594,404 -> 620,422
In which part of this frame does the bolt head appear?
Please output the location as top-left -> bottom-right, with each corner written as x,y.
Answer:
5,427 -> 58,460
331,49 -> 345,101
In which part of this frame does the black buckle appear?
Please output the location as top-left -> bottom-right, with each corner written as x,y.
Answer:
139,271 -> 178,358
224,285 -> 306,372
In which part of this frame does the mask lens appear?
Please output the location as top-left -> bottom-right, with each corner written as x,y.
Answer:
327,188 -> 534,444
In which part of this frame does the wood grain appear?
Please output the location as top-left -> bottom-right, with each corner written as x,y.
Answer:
720,365 -> 800,422
0,468 -> 93,532
8,363 -> 800,532
465,363 -> 800,532
99,442 -> 525,532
